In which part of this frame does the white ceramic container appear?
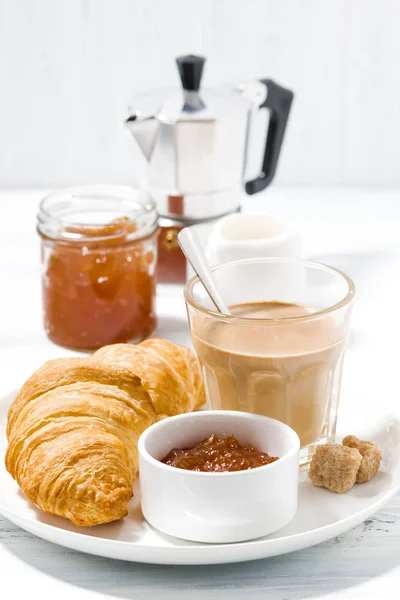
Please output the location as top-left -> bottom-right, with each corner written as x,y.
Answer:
206,213 -> 301,266
138,410 -> 300,543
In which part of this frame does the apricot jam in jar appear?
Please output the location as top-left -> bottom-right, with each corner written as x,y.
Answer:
37,185 -> 158,350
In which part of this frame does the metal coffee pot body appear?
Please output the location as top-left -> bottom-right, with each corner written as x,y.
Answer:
125,55 -> 294,281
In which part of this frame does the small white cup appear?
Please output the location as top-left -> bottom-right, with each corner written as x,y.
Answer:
138,411 -> 300,543
206,213 -> 301,266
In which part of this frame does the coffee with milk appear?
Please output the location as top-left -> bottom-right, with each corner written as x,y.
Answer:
192,301 -> 347,450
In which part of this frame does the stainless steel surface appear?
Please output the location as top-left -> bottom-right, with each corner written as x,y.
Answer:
125,56 -> 293,224
178,227 -> 230,315
152,189 -> 243,221
126,87 -> 250,219
158,207 -> 240,228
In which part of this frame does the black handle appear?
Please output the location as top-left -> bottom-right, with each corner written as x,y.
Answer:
245,79 -> 294,195
176,55 -> 206,92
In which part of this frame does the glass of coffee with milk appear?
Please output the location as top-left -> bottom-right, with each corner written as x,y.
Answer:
185,258 -> 355,466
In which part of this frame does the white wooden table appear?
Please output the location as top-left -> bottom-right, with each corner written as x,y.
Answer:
1,187 -> 400,599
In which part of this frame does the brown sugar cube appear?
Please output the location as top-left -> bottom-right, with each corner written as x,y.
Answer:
309,444 -> 362,493
342,435 -> 382,483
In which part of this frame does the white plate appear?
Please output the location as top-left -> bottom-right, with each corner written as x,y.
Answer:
1,390 -> 400,565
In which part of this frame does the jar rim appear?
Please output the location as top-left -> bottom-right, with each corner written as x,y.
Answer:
37,185 -> 158,243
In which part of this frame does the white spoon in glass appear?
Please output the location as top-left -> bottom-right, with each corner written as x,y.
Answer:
178,227 -> 231,316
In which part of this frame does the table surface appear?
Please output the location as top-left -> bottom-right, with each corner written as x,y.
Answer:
1,187 -> 400,600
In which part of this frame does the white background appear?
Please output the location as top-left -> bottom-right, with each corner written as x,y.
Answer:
1,0 -> 399,188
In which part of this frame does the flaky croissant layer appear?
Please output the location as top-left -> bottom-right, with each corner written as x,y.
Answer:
5,340 -> 205,526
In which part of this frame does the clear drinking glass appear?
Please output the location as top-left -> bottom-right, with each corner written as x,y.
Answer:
184,258 -> 355,465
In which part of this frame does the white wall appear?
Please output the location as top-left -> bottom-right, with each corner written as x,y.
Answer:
0,0 -> 399,188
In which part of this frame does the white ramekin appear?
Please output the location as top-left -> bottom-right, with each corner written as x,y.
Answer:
138,411 -> 300,543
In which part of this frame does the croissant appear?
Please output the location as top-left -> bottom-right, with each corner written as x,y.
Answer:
6,340 -> 205,527
94,338 -> 205,418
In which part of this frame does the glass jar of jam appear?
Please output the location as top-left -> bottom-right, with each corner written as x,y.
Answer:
37,185 -> 158,350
